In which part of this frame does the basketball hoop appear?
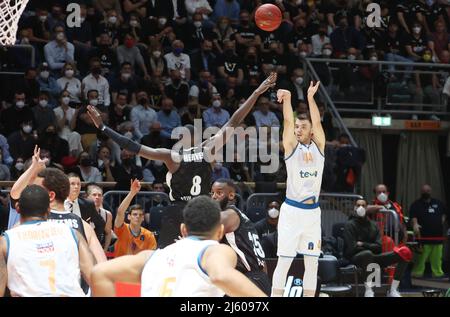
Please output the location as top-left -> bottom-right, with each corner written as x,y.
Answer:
0,0 -> 30,46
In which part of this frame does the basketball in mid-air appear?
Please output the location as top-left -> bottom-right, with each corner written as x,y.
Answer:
255,4 -> 282,32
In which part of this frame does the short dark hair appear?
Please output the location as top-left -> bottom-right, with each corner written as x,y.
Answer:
182,196 -> 221,235
37,168 -> 70,203
67,172 -> 80,180
128,204 -> 143,214
86,183 -> 102,196
296,112 -> 312,123
19,185 -> 50,218
214,178 -> 237,193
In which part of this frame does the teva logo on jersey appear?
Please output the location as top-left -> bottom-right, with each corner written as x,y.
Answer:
299,170 -> 318,178
283,276 -> 303,297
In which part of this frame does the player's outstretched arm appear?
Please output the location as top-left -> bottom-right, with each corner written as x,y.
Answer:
10,146 -> 48,200
75,230 -> 96,287
91,250 -> 152,297
205,72 -> 277,151
115,179 -> 141,229
307,81 -> 325,153
86,106 -> 176,170
82,220 -> 107,263
202,244 -> 267,297
0,237 -> 7,297
277,89 -> 297,156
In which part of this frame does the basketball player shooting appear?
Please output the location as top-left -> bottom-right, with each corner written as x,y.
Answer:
271,81 -> 325,297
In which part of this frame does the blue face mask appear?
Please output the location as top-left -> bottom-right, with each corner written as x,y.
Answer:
174,48 -> 183,55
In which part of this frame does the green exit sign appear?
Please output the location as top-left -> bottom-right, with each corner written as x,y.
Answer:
372,115 -> 392,127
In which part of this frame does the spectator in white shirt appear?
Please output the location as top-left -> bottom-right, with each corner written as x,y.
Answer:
311,23 -> 331,56
82,57 -> 111,107
44,25 -> 75,73
202,94 -> 230,128
56,62 -> 82,105
164,40 -> 191,81
130,90 -> 159,141
252,97 -> 280,128
77,151 -> 103,183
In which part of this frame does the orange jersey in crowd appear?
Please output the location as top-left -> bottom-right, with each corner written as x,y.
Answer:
114,224 -> 157,257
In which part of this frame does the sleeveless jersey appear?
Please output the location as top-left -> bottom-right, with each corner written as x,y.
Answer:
4,221 -> 84,297
141,237 -> 224,297
166,146 -> 212,202
222,205 -> 265,273
285,141 -> 325,203
48,210 -> 87,240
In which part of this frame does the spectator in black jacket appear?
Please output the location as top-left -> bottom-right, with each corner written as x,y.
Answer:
1,91 -> 35,137
334,133 -> 365,193
255,201 -> 279,239
344,199 -> 412,297
189,39 -> 217,80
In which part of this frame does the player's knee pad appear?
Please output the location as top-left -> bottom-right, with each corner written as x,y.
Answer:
393,246 -> 412,262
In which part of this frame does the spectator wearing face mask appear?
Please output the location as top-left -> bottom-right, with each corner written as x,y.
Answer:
111,62 -> 138,105
75,151 -> 103,183
82,58 -> 111,107
203,94 -> 230,128
189,39 -> 217,80
330,13 -> 365,58
186,13 -> 217,50
38,125 -> 69,165
185,0 -> 213,23
344,199 -> 412,297
96,9 -> 122,47
130,90 -> 158,141
21,7 -> 51,50
111,149 -> 143,191
10,157 -> 26,181
43,25 -> 75,72
211,161 -> 230,183
56,62 -> 82,105
164,40 -> 191,82
216,40 -> 244,84
36,63 -> 60,107
7,121 -> 38,161
164,70 -> 190,110
157,97 -> 181,147
117,33 -> 150,80
405,22 -> 431,63
32,91 -> 58,134
109,93 -> 132,130
95,0 -> 123,20
410,184 -> 447,278
143,159 -> 168,184
94,145 -> 115,182
311,23 -> 330,57
145,42 -> 168,78
252,97 -> 280,128
278,68 -> 308,104
232,10 -> 262,56
88,33 -> 118,78
189,69 -> 218,108
0,91 -> 35,137
212,16 -> 235,47
255,201 -> 280,239
11,68 -> 40,108
37,148 -> 65,171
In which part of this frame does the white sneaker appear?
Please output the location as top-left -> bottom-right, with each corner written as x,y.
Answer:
412,115 -> 418,120
364,288 -> 375,297
430,115 -> 440,121
387,289 -> 402,297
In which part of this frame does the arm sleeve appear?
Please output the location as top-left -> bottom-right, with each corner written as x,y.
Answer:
102,125 -> 142,154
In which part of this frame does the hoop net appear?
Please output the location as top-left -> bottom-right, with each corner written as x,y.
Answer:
0,0 -> 30,46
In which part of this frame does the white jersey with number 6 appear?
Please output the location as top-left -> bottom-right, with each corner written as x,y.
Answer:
141,237 -> 224,297
4,220 -> 84,297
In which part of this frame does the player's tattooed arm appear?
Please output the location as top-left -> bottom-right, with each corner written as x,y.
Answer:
307,81 -> 326,153
205,72 -> 277,152
0,237 -> 7,296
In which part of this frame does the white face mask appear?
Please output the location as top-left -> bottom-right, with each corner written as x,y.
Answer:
39,15 -> 47,22
355,206 -> 366,217
65,69 -> 74,77
108,16 -> 117,24
15,162 -> 24,171
370,56 -> 378,61
295,77 -> 304,85
40,71 -> 49,79
124,131 -> 133,139
16,101 -> 25,108
323,48 -> 332,56
22,125 -> 32,134
194,21 -> 202,28
212,100 -> 221,108
62,96 -> 71,105
159,18 -> 167,25
153,51 -> 162,58
39,100 -> 48,107
299,51 -> 308,58
130,20 -> 138,27
90,99 -> 98,106
56,32 -> 64,41
377,192 -> 388,203
268,208 -> 279,218
122,72 -> 131,80
79,17 -> 86,24
348,54 -> 356,60
413,26 -> 421,34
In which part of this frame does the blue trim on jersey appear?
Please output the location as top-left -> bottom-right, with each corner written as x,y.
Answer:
4,233 -> 9,262
311,140 -> 325,157
187,236 -> 201,241
285,198 -> 320,210
70,228 -> 79,247
284,143 -> 299,161
21,220 -> 45,225
197,245 -> 210,277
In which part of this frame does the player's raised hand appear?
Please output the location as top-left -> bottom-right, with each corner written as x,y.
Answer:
254,72 -> 277,95
31,145 -> 48,171
307,81 -> 320,97
130,179 -> 141,194
87,105 -> 104,129
276,89 -> 291,103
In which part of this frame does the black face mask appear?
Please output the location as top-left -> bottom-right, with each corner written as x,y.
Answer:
241,20 -> 249,26
189,107 -> 197,114
421,193 -> 431,200
163,109 -> 171,115
224,49 -> 234,57
80,158 -> 92,167
91,67 -> 101,75
122,158 -> 133,166
139,97 -> 148,105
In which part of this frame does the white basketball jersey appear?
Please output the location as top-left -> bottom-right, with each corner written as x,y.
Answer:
5,221 -> 84,297
285,141 -> 325,202
141,238 -> 224,297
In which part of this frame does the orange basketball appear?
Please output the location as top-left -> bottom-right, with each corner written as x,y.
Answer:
255,4 -> 282,32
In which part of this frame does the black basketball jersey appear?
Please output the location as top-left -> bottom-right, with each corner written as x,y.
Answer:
48,210 -> 87,240
221,205 -> 266,273
167,146 -> 212,202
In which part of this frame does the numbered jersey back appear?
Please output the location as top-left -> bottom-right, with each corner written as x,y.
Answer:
4,221 -> 84,297
141,238 -> 224,297
167,146 -> 212,202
